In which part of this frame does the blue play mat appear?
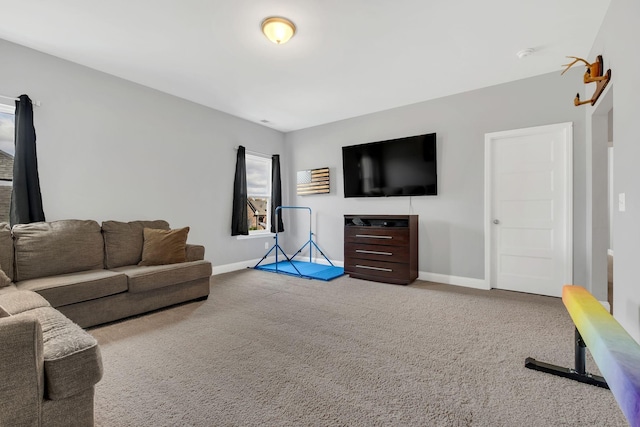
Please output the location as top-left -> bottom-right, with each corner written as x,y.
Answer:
255,260 -> 344,281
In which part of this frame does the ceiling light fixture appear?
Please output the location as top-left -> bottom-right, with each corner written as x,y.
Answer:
261,17 -> 296,45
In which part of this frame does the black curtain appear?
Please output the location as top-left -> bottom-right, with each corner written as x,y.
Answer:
231,146 -> 248,236
10,94 -> 45,226
270,154 -> 284,233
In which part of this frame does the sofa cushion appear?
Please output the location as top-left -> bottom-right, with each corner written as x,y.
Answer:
0,289 -> 51,315
12,307 -> 103,400
0,222 -> 14,281
0,283 -> 17,297
113,260 -> 212,293
16,269 -> 128,308
0,315 -> 45,423
185,244 -> 205,262
102,220 -> 170,269
0,284 -> 11,317
0,267 -> 11,287
139,227 -> 189,266
12,220 -> 104,282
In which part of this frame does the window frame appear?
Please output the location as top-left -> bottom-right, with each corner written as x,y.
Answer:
0,103 -> 15,174
245,152 -> 272,236
0,103 -> 15,224
0,102 -> 15,164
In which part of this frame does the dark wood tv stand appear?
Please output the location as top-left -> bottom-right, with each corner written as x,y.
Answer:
344,215 -> 418,285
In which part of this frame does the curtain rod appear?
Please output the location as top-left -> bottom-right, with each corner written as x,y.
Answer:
0,94 -> 41,107
234,146 -> 272,158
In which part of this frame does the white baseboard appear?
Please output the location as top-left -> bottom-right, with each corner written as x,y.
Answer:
214,259 -> 485,292
418,271 -> 489,290
213,257 -> 277,275
599,300 -> 611,311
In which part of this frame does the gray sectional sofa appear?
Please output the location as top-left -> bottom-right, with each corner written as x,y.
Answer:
0,219 -> 213,426
0,289 -> 103,426
1,219 -> 212,328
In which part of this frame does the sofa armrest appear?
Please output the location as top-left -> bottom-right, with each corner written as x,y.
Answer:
0,316 -> 44,426
185,244 -> 205,262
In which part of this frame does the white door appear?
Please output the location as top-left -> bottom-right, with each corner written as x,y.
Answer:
485,123 -> 573,297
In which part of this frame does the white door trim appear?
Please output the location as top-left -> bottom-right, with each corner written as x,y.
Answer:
484,122 -> 573,291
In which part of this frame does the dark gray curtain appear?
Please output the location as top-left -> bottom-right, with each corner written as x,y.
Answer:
10,94 -> 45,226
270,154 -> 284,233
231,146 -> 248,236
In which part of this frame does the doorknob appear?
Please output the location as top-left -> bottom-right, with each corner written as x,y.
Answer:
493,219 -> 500,224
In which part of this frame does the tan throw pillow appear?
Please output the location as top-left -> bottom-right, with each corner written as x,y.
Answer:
138,227 -> 190,266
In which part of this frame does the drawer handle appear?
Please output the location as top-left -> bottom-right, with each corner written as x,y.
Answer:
356,249 -> 393,256
355,234 -> 392,239
355,264 -> 393,272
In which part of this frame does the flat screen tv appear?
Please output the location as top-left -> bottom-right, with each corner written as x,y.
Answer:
342,133 -> 437,198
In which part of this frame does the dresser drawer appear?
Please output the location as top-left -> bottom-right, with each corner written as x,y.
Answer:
345,242 -> 409,263
344,215 -> 418,285
344,227 -> 410,246
344,259 -> 410,282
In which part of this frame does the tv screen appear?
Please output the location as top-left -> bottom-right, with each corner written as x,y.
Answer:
342,133 -> 437,197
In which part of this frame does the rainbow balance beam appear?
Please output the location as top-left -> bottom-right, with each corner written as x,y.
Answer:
526,285 -> 640,426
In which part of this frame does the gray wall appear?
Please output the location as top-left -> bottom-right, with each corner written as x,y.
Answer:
589,0 -> 640,341
285,69 -> 587,284
0,38 -> 286,269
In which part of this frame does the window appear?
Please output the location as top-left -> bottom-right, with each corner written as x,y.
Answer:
0,103 -> 14,224
245,153 -> 272,234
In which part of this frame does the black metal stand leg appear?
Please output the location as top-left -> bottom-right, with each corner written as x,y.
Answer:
525,328 -> 609,389
575,328 -> 586,375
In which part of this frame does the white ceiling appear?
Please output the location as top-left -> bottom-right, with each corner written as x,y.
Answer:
0,0 -> 611,132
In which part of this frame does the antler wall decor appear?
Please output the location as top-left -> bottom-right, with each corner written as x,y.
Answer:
561,55 -> 611,106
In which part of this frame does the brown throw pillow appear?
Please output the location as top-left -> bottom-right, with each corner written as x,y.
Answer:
138,227 -> 190,266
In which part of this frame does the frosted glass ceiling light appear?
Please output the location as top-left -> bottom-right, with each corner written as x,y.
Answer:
262,17 -> 296,44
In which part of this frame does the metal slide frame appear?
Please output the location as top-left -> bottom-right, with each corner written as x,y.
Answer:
254,206 -> 334,277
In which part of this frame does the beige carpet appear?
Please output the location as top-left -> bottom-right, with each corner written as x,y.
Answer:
90,270 -> 627,426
